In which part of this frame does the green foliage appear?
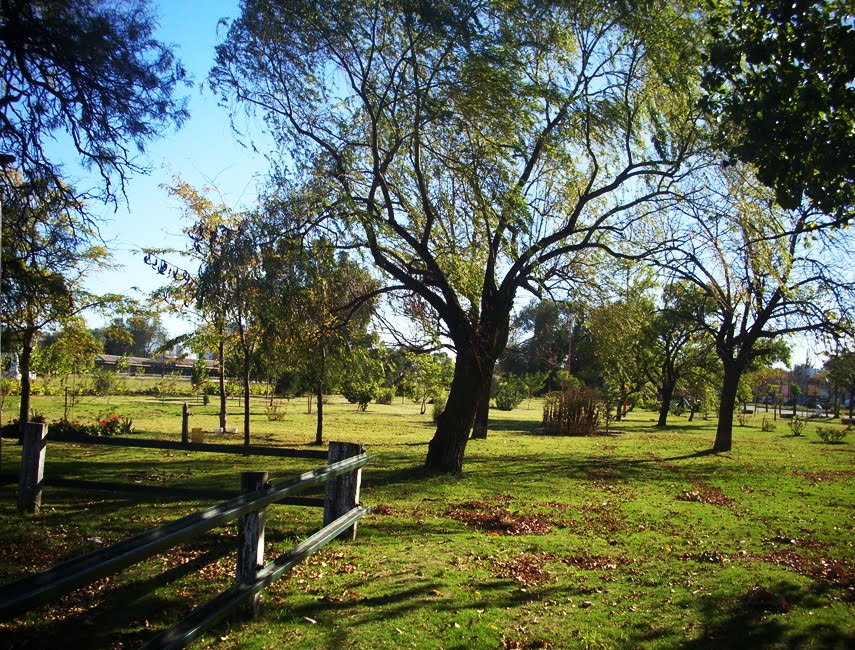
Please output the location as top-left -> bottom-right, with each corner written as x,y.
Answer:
788,415 -> 806,437
542,387 -> 603,436
91,369 -> 121,396
341,381 -> 378,412
816,426 -> 848,444
431,394 -> 447,424
375,387 -> 394,405
761,416 -> 775,432
151,378 -> 179,403
702,0 -> 854,213
1,378 -> 21,395
493,374 -> 525,412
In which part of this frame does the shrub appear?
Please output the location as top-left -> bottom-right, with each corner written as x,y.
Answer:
265,401 -> 287,421
342,379 -> 378,411
542,386 -> 602,436
736,412 -> 751,427
376,387 -> 394,405
91,369 -> 121,396
816,426 -> 847,444
493,375 -> 525,411
761,417 -> 775,432
788,415 -> 806,437
1,378 -> 21,396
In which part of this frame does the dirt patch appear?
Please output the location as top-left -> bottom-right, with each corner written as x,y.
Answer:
676,482 -> 734,507
448,501 -> 555,536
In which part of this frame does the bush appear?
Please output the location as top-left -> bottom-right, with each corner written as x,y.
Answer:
542,386 -> 603,436
376,387 -> 394,405
342,380 -> 378,411
816,426 -> 848,444
788,415 -> 806,437
761,417 -> 775,432
493,375 -> 525,411
91,369 -> 121,396
1,378 -> 21,395
265,400 -> 288,421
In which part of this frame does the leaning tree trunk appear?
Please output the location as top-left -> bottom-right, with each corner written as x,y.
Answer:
714,363 -> 744,452
657,376 -> 677,428
470,380 -> 491,440
17,329 -> 35,437
426,348 -> 492,474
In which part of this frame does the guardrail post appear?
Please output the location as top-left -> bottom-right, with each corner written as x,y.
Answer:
18,422 -> 48,514
237,470 -> 268,619
181,402 -> 189,445
324,442 -> 364,541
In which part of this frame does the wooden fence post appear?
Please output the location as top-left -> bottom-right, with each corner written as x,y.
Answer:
18,422 -> 48,514
324,442 -> 364,541
181,402 -> 189,445
236,470 -> 268,619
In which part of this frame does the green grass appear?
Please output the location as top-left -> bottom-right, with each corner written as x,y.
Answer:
0,395 -> 852,649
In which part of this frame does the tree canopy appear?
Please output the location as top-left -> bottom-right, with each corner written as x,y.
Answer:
0,0 -> 188,203
702,0 -> 855,215
213,0 -> 705,473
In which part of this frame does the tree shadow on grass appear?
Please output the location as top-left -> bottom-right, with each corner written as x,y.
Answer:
642,579 -> 855,650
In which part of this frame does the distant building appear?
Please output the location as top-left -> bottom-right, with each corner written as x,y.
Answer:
94,354 -> 218,377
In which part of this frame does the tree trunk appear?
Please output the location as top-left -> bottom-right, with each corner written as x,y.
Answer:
426,349 -> 491,474
470,379 -> 491,439
314,347 -> 326,445
714,363 -> 743,452
242,366 -> 251,448
656,376 -> 677,428
315,383 -> 324,445
688,399 -> 697,422
218,338 -> 227,431
18,329 -> 35,437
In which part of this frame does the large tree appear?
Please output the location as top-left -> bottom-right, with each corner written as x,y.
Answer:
701,0 -> 855,216
213,0 -> 704,473
659,164 -> 855,451
0,174 -> 114,433
0,0 -> 188,203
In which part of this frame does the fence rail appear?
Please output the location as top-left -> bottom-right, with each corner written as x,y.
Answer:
46,432 -> 329,460
145,505 -> 370,650
0,446 -> 370,636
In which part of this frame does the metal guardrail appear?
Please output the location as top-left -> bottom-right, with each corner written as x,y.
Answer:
0,452 -> 371,621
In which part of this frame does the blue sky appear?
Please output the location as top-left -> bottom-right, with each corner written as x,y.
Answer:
79,0 -> 270,335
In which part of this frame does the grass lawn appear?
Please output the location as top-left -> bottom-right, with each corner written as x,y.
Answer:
0,394 -> 852,649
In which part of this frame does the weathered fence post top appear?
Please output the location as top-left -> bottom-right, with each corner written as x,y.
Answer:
324,441 -> 364,541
